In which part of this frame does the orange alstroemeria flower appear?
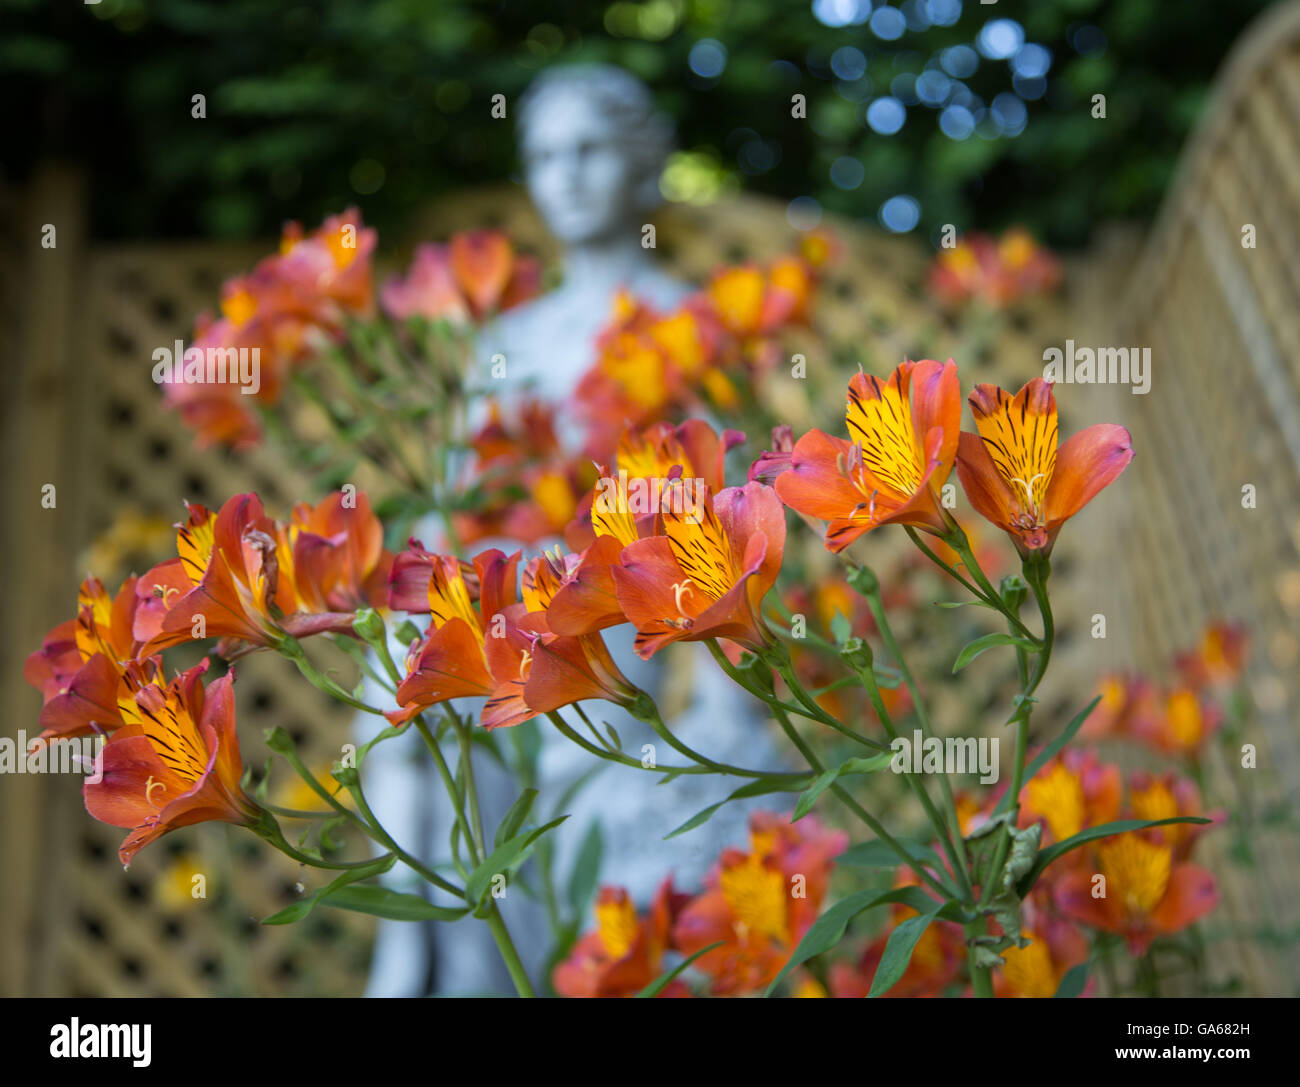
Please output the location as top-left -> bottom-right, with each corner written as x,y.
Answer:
134,494 -> 361,657
612,481 -> 785,658
929,228 -> 1062,309
84,660 -> 260,867
477,553 -> 637,730
386,548 -> 519,726
1127,771 -> 1221,861
956,378 -> 1134,557
1079,673 -> 1159,741
1175,621 -> 1249,690
380,231 -> 540,325
772,359 -> 961,551
25,575 -> 146,740
1053,832 -> 1218,956
673,812 -> 847,996
549,420 -> 744,636
280,491 -> 394,613
1132,686 -> 1222,757
706,257 -> 813,339
1018,749 -> 1122,848
276,206 -> 377,318
553,879 -> 690,998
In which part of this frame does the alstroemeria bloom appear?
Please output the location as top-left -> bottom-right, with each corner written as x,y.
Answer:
673,812 -> 846,995
25,575 -> 145,740
84,660 -> 260,867
1175,621 -> 1249,690
773,359 -> 961,552
135,494 -> 359,656
928,228 -> 1062,308
477,554 -> 637,730
956,378 -> 1134,556
1079,673 -> 1159,741
281,491 -> 394,613
276,206 -> 377,318
1053,832 -> 1218,955
1127,771 -> 1221,861
706,257 -> 812,339
553,880 -> 689,998
386,549 -> 519,726
380,231 -> 540,325
612,481 -> 785,658
1018,749 -> 1121,848
1132,686 -> 1222,756
549,420 -> 744,636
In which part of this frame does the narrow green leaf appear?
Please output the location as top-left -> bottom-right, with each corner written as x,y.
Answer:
837,838 -> 942,871
1019,816 -> 1211,895
935,599 -> 997,610
566,820 -> 604,918
953,632 -> 1038,672
467,815 -> 569,904
868,899 -> 970,997
261,854 -> 396,925
664,778 -> 800,840
316,884 -> 470,922
1054,960 -> 1089,998
830,611 -> 852,644
792,753 -> 893,821
494,787 -> 539,849
634,941 -> 724,998
764,886 -> 943,996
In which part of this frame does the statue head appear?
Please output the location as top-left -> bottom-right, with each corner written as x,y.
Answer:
518,64 -> 673,245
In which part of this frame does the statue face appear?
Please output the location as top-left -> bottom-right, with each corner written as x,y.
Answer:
522,92 -> 647,244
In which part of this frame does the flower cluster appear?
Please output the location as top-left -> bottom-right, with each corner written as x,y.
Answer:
385,418 -> 784,728
928,227 -> 1062,309
575,245 -> 826,461
162,209 -> 377,448
24,490 -> 394,864
554,811 -> 847,997
380,229 -> 540,325
164,215 -> 539,451
760,359 -> 1134,560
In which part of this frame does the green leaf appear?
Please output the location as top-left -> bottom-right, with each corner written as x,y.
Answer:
494,787 -> 538,849
664,778 -> 801,840
792,753 -> 893,821
1018,817 -> 1211,896
837,838 -> 942,871
466,815 -> 569,904
634,941 -> 723,998
765,886 -> 947,996
830,611 -> 852,644
868,899 -> 969,997
261,854 -> 396,925
313,884 -> 470,923
566,820 -> 604,918
952,632 -> 1038,672
1055,960 -> 1089,998
994,696 -> 1101,817
935,599 -> 998,610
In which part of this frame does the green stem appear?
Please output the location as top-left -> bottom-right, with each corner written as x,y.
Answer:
769,703 -> 954,900
853,566 -> 975,903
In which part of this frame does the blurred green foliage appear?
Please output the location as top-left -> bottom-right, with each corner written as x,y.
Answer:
0,0 -> 1278,247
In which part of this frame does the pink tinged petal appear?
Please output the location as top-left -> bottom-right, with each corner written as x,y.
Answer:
1045,423 -> 1135,526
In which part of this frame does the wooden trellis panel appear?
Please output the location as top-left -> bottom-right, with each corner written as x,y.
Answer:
1108,0 -> 1300,996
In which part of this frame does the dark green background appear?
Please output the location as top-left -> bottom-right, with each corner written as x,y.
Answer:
1,0 -> 1276,247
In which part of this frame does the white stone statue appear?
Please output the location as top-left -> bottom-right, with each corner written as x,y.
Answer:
356,63 -> 791,997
